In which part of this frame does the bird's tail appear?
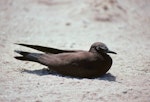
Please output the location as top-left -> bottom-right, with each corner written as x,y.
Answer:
14,50 -> 42,62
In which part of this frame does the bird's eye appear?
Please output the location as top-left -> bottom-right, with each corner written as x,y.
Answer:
95,46 -> 101,51
96,46 -> 108,52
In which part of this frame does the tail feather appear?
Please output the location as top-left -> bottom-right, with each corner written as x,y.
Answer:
14,50 -> 41,62
15,50 -> 29,56
14,56 -> 30,61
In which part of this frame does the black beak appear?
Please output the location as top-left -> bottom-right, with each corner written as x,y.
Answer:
107,50 -> 117,54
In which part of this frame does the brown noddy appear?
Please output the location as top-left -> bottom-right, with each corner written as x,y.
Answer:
14,42 -> 117,78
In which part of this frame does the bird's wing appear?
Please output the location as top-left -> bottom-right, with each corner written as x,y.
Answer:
14,50 -> 90,67
15,43 -> 79,54
40,51 -> 94,67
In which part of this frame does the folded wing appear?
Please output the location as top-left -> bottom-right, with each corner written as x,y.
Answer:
15,43 -> 77,54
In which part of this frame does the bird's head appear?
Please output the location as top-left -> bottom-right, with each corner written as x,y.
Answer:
89,42 -> 117,54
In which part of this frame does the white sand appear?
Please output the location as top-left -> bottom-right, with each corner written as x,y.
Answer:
0,0 -> 150,102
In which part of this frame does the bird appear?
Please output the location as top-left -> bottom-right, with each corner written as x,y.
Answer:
14,42 -> 117,78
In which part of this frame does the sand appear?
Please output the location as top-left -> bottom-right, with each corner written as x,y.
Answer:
0,0 -> 150,102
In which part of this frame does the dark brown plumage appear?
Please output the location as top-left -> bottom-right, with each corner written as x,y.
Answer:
14,42 -> 117,78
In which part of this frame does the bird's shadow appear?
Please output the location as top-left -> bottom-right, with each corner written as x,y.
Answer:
21,68 -> 116,81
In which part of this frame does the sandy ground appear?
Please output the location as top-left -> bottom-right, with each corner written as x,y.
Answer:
0,0 -> 150,102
